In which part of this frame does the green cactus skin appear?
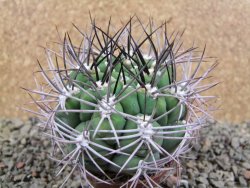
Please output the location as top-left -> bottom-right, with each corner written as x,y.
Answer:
73,121 -> 114,168
111,151 -> 161,175
120,87 -> 140,115
154,97 -> 168,126
119,120 -> 163,157
90,112 -> 126,145
96,57 -> 108,72
56,109 -> 80,129
156,68 -> 173,89
165,96 -> 187,124
79,90 -> 98,122
84,161 -> 108,174
111,155 -> 142,175
137,89 -> 157,115
27,17 -> 216,187
162,122 -> 186,153
146,152 -> 160,162
65,93 -> 81,109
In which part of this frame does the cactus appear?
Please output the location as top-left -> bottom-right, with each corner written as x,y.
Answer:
24,17 -> 217,187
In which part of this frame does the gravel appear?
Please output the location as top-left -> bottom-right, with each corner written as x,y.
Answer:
179,121 -> 250,188
0,118 -> 84,188
0,118 -> 250,188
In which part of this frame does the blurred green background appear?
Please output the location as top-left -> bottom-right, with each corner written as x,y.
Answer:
0,0 -> 249,123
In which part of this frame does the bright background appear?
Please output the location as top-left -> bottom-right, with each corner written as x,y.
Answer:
0,0 -> 249,123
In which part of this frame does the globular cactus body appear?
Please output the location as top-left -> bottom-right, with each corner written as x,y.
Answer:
25,17 -> 217,187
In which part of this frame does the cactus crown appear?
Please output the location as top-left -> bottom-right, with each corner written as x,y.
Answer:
24,17 -> 217,187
